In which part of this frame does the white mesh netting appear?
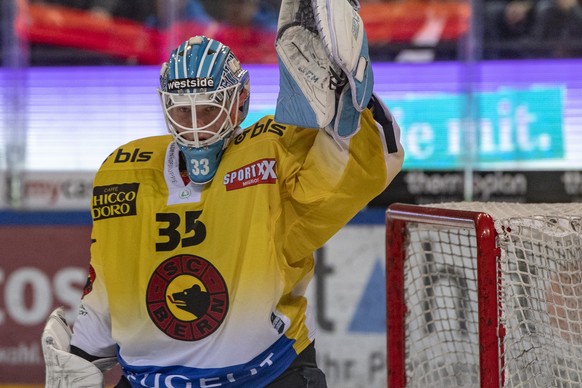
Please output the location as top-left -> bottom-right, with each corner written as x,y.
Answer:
399,202 -> 582,388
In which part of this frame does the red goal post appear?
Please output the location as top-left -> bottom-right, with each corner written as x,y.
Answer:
385,202 -> 582,388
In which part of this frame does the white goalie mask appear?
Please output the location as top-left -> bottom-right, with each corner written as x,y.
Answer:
159,36 -> 250,184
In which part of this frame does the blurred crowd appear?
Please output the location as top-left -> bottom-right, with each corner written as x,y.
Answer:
27,0 -> 281,28
4,0 -> 582,65
19,0 -> 282,65
484,0 -> 582,58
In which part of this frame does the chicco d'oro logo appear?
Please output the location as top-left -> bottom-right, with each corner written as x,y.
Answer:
92,183 -> 139,221
146,254 -> 228,341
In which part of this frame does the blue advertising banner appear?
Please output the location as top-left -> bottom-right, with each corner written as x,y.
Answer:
390,87 -> 564,169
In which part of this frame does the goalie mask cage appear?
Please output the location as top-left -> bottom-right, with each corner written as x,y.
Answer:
385,202 -> 582,388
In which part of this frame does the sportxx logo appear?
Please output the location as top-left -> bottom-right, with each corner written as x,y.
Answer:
146,254 -> 228,341
223,159 -> 277,191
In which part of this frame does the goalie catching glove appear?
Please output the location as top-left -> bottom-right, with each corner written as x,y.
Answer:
42,307 -> 117,388
275,0 -> 373,138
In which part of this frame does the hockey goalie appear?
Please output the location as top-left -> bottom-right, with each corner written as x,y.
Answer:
41,0 -> 403,386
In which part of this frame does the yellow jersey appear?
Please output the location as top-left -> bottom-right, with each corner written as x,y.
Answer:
71,110 -> 403,387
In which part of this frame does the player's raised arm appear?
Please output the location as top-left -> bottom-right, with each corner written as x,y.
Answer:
274,0 -> 404,258
274,0 -> 403,187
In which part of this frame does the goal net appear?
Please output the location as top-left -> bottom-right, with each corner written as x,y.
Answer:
385,202 -> 582,388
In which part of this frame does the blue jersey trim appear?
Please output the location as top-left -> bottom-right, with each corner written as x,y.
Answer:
348,208 -> 385,225
118,336 -> 297,388
0,210 -> 92,225
0,209 -> 385,225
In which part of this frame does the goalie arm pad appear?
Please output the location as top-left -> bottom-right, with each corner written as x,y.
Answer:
42,307 -> 117,388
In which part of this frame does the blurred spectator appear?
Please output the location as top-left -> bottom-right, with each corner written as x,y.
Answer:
484,0 -> 538,58
199,0 -> 280,29
530,0 -> 582,57
28,0 -> 90,9
158,0 -> 212,26
29,0 -> 156,24
88,0 -> 157,25
25,0 -> 154,65
156,0 -> 280,30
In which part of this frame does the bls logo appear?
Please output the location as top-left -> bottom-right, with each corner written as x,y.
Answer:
113,148 -> 153,163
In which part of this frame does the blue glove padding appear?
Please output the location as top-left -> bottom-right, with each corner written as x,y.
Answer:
275,54 -> 325,129
330,33 -> 374,138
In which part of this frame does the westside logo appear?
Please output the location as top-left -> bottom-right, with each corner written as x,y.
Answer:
223,159 -> 277,191
167,77 -> 214,91
92,183 -> 139,221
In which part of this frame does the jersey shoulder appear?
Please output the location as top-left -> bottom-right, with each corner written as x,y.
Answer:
98,135 -> 172,172
229,115 -> 316,150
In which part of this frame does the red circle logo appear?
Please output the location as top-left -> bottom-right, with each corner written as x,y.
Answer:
82,265 -> 96,298
146,254 -> 229,341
